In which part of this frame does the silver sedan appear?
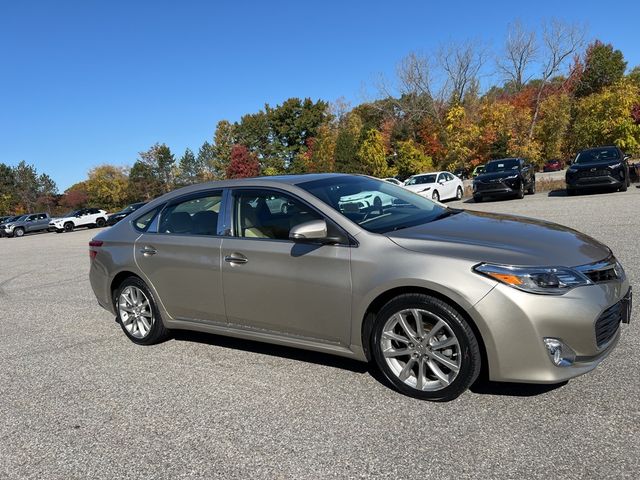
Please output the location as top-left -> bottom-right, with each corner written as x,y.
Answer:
89,174 -> 631,401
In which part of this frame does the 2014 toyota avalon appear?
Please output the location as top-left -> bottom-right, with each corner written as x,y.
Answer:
89,174 -> 632,401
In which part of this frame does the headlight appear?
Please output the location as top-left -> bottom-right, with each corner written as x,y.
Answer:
567,167 -> 578,173
504,174 -> 519,180
473,263 -> 592,295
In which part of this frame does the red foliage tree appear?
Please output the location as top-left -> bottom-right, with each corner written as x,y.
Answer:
226,145 -> 260,179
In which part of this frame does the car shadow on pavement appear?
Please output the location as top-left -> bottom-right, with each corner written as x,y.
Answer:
171,330 -> 370,374
470,379 -> 567,397
549,186 -> 622,197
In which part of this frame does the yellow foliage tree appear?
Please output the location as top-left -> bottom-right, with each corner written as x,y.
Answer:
85,165 -> 130,211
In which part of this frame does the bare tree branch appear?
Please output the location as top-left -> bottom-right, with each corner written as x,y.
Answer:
438,41 -> 487,104
497,20 -> 537,91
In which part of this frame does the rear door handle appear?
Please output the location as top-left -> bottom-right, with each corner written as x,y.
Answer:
140,246 -> 157,256
224,253 -> 248,264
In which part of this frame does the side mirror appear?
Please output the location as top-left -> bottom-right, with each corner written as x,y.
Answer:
289,219 -> 328,242
624,154 -> 631,161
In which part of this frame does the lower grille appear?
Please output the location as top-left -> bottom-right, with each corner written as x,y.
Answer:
595,301 -> 623,348
578,169 -> 609,178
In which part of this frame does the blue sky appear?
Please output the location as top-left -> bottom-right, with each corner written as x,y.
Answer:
1,0 -> 639,191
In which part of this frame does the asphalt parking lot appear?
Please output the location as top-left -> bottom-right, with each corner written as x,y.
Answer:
1,188 -> 638,479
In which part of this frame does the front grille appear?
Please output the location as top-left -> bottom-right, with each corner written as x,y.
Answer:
578,169 -> 609,178
595,301 -> 623,347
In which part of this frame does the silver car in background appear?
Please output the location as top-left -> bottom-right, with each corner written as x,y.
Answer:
89,174 -> 631,401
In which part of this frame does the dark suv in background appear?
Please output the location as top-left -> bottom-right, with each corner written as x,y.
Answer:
566,146 -> 631,195
472,158 -> 536,202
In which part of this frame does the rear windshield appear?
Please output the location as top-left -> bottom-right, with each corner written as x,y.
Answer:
575,147 -> 620,164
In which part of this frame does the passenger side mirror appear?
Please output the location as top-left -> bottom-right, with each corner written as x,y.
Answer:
289,219 -> 328,242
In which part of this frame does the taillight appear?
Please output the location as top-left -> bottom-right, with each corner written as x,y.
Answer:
89,240 -> 103,260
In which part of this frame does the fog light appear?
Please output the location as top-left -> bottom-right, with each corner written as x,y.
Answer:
543,338 -> 576,367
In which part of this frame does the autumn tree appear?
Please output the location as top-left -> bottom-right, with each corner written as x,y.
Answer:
226,145 -> 260,179
85,165 -> 129,210
358,129 -> 391,177
176,148 -> 203,186
299,124 -> 337,173
534,93 -> 572,160
60,182 -> 89,210
335,112 -> 363,173
575,41 -> 627,97
394,140 -> 433,178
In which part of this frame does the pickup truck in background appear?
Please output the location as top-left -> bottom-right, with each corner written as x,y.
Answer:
0,213 -> 51,237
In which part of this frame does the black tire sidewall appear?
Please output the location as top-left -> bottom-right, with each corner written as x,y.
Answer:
456,186 -> 463,199
370,294 -> 481,401
114,277 -> 169,345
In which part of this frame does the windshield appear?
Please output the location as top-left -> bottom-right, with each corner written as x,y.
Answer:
405,174 -> 437,185
2,216 -> 21,223
299,176 -> 449,234
11,215 -> 27,222
575,147 -> 620,164
485,159 -> 519,173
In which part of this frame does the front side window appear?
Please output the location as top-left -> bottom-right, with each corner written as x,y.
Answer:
300,176 -> 450,234
158,193 -> 222,236
234,190 -> 322,240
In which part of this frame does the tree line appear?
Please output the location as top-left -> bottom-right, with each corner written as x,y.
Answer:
2,20 -> 640,215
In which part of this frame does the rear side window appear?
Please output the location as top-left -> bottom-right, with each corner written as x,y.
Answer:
134,207 -> 161,232
158,193 -> 223,236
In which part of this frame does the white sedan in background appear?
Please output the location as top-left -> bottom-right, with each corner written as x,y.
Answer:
403,171 -> 464,202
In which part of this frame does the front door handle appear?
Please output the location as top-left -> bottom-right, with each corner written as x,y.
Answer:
224,253 -> 248,264
140,246 -> 157,256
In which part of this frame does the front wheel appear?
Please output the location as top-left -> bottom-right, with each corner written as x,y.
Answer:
14,227 -> 25,238
371,294 -> 481,401
115,277 -> 170,345
455,186 -> 463,200
527,181 -> 536,195
96,217 -> 106,227
517,185 -> 525,199
64,222 -> 74,232
432,190 -> 440,202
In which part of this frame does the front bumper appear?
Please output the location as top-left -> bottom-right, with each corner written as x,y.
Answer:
471,279 -> 631,383
566,173 -> 625,189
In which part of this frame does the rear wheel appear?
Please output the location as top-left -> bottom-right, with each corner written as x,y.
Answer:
115,277 -> 170,345
373,196 -> 383,213
619,181 -> 628,192
371,294 -> 481,401
96,217 -> 106,227
517,185 -> 525,199
64,222 -> 74,232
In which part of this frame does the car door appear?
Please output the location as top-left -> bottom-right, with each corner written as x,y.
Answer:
24,214 -> 38,232
33,213 -> 48,231
133,190 -> 226,323
444,173 -> 458,199
221,188 -> 352,345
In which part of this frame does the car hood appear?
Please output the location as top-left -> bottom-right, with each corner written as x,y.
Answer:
386,210 -> 611,267
404,183 -> 434,192
569,160 -> 622,171
474,171 -> 520,182
51,216 -> 74,222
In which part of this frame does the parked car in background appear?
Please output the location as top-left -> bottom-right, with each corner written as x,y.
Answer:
49,208 -> 109,233
0,215 -> 14,224
473,158 -> 536,202
566,146 -> 631,196
383,177 -> 403,186
453,167 -> 469,180
0,215 -> 25,237
472,165 -> 485,178
0,213 -> 51,238
89,174 -> 631,401
543,159 -> 564,172
404,172 -> 464,202
107,202 -> 147,226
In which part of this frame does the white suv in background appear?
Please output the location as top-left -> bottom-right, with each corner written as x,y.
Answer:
403,171 -> 464,202
49,208 -> 109,233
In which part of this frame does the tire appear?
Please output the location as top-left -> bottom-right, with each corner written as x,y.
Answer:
370,293 -> 481,401
567,188 -> 578,196
96,217 -> 106,227
14,227 -> 24,237
373,196 -> 383,212
619,182 -> 627,192
527,181 -> 535,195
432,190 -> 440,202
64,222 -> 74,232
114,276 -> 170,346
473,194 -> 483,203
517,185 -> 525,199
455,186 -> 463,200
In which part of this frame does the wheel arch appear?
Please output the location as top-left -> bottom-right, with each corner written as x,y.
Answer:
360,285 -> 489,381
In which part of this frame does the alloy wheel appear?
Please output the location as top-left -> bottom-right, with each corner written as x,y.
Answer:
380,308 -> 461,391
118,286 -> 154,339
